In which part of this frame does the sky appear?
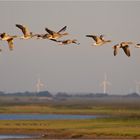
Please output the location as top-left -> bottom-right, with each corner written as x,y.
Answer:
0,1 -> 140,94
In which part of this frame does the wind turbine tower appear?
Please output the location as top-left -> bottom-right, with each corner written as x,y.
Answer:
36,77 -> 44,93
101,73 -> 111,94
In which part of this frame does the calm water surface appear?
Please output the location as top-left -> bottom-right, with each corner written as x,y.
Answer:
0,114 -> 103,120
0,134 -> 32,139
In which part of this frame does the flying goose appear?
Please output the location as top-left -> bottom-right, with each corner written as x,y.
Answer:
113,42 -> 133,57
35,34 -> 59,42
56,39 -> 80,45
16,24 -> 36,39
0,33 -> 17,51
86,34 -> 111,46
45,26 -> 68,40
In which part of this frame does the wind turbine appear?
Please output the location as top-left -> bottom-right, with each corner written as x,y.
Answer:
36,77 -> 44,93
101,73 -> 111,94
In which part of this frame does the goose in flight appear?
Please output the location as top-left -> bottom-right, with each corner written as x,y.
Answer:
35,34 -> 59,42
16,24 -> 36,39
56,39 -> 80,45
113,42 -> 133,57
86,34 -> 111,46
45,26 -> 68,40
0,33 -> 17,51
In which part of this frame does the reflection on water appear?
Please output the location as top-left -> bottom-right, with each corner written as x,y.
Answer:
0,134 -> 32,139
0,114 -> 104,120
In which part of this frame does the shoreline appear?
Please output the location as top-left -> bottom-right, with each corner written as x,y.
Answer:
0,129 -> 140,140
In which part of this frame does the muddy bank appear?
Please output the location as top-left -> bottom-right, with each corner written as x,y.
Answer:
0,129 -> 140,140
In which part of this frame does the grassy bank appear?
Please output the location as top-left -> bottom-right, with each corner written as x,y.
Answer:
0,105 -> 140,117
0,118 -> 140,139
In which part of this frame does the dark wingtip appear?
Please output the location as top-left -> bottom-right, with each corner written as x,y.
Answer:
15,24 -> 19,27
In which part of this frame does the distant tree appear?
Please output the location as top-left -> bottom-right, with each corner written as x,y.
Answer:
0,91 -> 5,95
55,92 -> 71,98
125,92 -> 139,97
37,91 -> 52,97
94,93 -> 108,97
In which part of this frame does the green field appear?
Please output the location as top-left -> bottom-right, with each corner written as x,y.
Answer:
0,97 -> 140,139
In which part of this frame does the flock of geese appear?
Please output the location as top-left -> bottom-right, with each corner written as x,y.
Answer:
0,24 -> 140,57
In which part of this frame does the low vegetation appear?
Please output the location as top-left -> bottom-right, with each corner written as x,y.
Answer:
0,96 -> 140,138
0,118 -> 140,138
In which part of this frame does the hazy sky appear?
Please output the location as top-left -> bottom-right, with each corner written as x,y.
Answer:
0,1 -> 140,94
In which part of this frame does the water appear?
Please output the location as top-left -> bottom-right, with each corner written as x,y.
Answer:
0,114 -> 103,120
0,134 -> 32,139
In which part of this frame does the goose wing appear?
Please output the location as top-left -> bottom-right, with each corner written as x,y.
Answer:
0,33 -> 7,39
50,39 -> 60,42
45,28 -> 55,35
7,38 -> 14,51
57,26 -> 67,33
86,35 -> 101,43
121,42 -> 133,46
122,46 -> 130,57
100,34 -> 105,40
86,35 -> 95,39
113,44 -> 119,56
16,24 -> 30,37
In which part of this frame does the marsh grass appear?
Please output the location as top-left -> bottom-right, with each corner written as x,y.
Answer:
0,118 -> 140,138
0,105 -> 140,116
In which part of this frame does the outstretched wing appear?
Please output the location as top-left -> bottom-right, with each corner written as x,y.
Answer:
50,39 -> 61,42
57,26 -> 67,33
86,35 -> 100,42
122,46 -> 130,57
16,24 -> 30,37
45,28 -> 55,35
86,35 -> 94,38
113,44 -> 119,56
7,38 -> 14,51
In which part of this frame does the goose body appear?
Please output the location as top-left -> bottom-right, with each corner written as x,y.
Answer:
57,39 -> 80,45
